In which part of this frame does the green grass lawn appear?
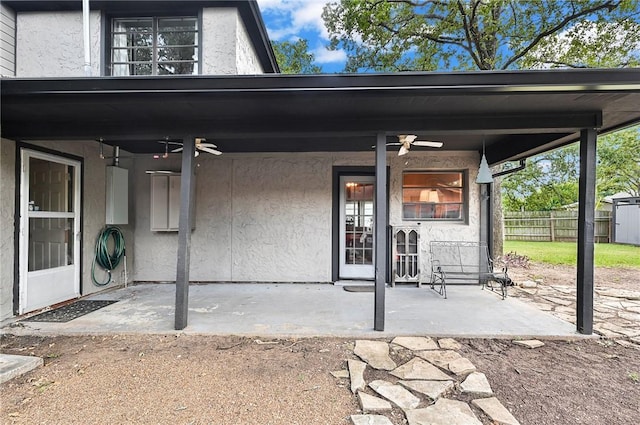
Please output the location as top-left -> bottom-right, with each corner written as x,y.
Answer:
503,241 -> 640,268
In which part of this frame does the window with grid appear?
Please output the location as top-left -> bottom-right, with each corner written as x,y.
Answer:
110,16 -> 198,76
402,171 -> 466,221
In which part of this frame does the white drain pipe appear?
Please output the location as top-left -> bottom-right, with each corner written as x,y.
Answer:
82,0 -> 91,76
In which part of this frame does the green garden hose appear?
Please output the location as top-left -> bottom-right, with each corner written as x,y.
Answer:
91,226 -> 126,286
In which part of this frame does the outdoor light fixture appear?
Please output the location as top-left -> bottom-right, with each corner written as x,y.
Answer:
476,140 -> 493,184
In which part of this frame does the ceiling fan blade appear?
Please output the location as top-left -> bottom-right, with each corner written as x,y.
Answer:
398,134 -> 417,144
198,146 -> 222,156
386,142 -> 402,146
398,144 -> 410,156
171,147 -> 183,153
158,140 -> 182,146
413,141 -> 444,148
198,142 -> 218,149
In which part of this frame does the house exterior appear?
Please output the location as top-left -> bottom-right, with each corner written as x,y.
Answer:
1,0 -> 280,321
2,1 -> 640,333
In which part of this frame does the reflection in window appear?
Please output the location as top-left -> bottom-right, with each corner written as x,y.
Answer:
111,17 -> 198,76
402,172 -> 466,221
29,158 -> 74,213
28,218 -> 74,271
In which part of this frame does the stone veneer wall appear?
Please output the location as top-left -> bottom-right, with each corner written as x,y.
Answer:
15,11 -> 101,77
133,151 -> 481,283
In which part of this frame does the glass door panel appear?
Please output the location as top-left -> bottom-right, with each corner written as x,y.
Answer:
19,150 -> 81,314
339,176 -> 375,279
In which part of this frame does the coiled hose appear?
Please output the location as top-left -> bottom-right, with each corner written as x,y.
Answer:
91,226 -> 126,286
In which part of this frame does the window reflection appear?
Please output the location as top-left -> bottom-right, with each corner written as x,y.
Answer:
29,158 -> 74,213
28,218 -> 74,271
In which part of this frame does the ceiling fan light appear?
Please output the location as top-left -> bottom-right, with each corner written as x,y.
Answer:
476,153 -> 493,184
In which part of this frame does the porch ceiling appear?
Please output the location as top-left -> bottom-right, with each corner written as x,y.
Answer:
2,69 -> 639,165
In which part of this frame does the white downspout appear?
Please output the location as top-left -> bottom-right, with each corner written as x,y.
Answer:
82,0 -> 91,76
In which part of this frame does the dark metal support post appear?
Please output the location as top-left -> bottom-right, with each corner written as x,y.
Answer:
577,128 -> 597,334
175,136 -> 196,330
374,133 -> 387,331
479,184 -> 490,250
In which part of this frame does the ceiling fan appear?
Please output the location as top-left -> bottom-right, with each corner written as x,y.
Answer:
158,138 -> 222,157
390,134 -> 443,156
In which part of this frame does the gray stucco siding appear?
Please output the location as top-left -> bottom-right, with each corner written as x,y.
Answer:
0,144 -> 481,321
16,11 -> 101,77
0,140 -> 134,321
201,7 -> 239,75
13,6 -> 264,78
0,139 -> 16,321
235,12 -> 263,74
133,151 -> 481,283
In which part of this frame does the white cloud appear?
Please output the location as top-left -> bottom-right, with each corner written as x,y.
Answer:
257,0 -> 331,41
313,45 -> 347,64
257,0 -> 346,71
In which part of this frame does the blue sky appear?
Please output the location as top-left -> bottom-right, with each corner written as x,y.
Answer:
256,0 -> 346,73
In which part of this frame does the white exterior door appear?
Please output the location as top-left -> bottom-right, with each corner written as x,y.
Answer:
339,176 -> 375,279
19,149 -> 81,314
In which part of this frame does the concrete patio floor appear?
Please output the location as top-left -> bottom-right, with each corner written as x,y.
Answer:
4,283 -> 580,338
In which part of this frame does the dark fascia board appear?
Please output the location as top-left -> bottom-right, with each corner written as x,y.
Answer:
244,0 -> 279,73
3,0 -> 279,73
3,68 -> 640,95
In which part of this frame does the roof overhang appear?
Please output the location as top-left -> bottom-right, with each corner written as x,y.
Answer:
2,69 -> 639,165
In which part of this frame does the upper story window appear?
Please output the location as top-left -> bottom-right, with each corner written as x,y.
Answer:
402,171 -> 467,221
110,16 -> 198,76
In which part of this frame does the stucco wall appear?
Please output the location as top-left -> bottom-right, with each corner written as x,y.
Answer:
235,12 -> 263,74
0,140 -> 134,320
201,7 -> 238,75
15,11 -> 101,77
14,7 -> 262,77
0,139 -> 16,321
133,151 -> 481,283
1,3 -> 16,76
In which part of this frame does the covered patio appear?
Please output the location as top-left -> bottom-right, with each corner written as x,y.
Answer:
2,68 -> 640,335
8,283 -> 576,338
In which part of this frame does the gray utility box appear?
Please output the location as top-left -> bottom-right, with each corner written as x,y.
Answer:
149,172 -> 195,232
106,166 -> 128,225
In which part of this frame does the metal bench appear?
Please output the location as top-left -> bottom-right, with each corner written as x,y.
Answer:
425,241 -> 512,299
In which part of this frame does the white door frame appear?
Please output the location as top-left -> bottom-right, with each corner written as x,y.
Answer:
18,149 -> 82,314
339,175 -> 376,279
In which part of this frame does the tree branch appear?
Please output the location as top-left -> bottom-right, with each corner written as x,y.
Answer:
502,0 -> 620,69
456,0 -> 483,68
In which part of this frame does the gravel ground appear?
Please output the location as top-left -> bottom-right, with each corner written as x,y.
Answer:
1,335 -> 358,425
2,333 -> 640,425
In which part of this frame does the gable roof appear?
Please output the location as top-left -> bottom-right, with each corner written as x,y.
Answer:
2,69 -> 640,165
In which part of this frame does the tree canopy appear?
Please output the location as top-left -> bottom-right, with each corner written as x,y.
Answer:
502,126 -> 640,211
597,126 -> 640,197
322,0 -> 640,72
502,144 -> 580,211
272,39 -> 322,74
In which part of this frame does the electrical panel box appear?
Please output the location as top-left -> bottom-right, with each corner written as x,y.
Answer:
106,166 -> 129,225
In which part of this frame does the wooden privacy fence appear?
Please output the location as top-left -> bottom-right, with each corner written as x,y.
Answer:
504,210 -> 611,243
